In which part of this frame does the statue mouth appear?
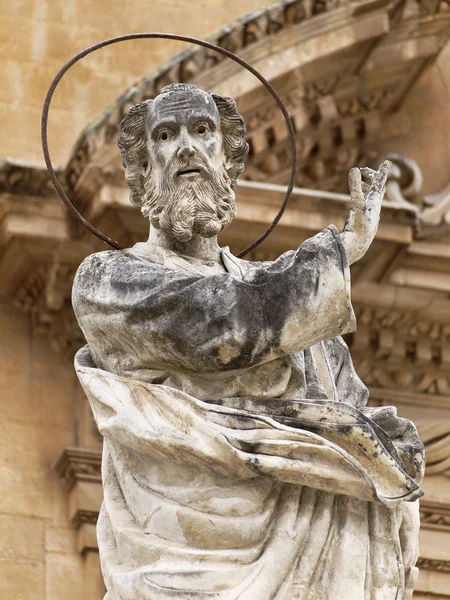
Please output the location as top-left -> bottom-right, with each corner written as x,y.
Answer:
177,168 -> 202,178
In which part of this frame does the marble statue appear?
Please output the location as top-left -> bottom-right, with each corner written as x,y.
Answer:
72,83 -> 425,600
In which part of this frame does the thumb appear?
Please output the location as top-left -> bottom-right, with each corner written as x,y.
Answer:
372,159 -> 392,192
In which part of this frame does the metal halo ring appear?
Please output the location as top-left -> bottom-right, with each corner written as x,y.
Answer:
41,33 -> 298,257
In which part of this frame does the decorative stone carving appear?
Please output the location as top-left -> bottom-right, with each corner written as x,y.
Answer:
63,0 -> 450,206
11,259 -> 85,359
12,265 -> 47,313
420,499 -> 450,531
370,153 -> 450,239
416,557 -> 450,573
53,447 -> 103,554
349,304 -> 450,396
0,159 -> 66,197
420,181 -> 450,238
72,83 -> 424,599
53,447 -> 102,492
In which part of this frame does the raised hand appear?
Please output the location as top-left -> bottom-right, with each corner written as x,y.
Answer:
341,160 -> 391,265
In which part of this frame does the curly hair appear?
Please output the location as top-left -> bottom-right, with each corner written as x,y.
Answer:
118,84 -> 249,207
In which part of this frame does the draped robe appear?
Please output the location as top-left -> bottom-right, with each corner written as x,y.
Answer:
72,225 -> 425,600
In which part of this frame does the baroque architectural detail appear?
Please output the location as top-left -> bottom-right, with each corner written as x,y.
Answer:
3,2 -> 448,589
371,153 -> 450,239
0,160 -> 65,197
65,0 -> 328,187
420,181 -> 450,238
420,500 -> 450,530
11,259 -> 85,359
12,265 -> 47,314
63,0 -> 450,207
53,447 -> 103,551
72,510 -> 100,529
417,427 -> 450,475
350,305 -> 450,396
53,447 -> 102,492
416,557 -> 450,573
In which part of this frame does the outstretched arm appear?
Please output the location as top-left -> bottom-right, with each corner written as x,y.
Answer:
341,160 -> 391,265
73,226 -> 355,373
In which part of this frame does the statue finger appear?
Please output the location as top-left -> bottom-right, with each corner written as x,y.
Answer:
361,182 -> 370,195
360,167 -> 376,181
371,160 -> 392,192
348,168 -> 365,210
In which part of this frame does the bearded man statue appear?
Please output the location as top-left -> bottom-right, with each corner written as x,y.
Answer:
72,83 -> 424,600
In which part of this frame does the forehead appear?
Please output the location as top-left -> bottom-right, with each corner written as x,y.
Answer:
148,90 -> 220,127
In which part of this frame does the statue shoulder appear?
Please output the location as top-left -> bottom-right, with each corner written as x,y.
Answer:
73,248 -> 150,292
73,247 -> 170,294
75,249 -> 122,284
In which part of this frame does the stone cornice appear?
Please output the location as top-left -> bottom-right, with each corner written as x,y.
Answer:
72,510 -> 99,529
62,0 -> 450,208
420,499 -> 450,532
369,388 -> 450,411
1,165 -> 449,375
53,447 -> 102,492
66,0 -> 356,165
417,557 -> 450,573
53,447 -> 103,554
348,302 -> 450,399
0,159 -> 66,197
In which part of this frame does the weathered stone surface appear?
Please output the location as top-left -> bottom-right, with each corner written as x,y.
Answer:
1,0 -> 266,165
0,560 -> 45,600
0,299 -> 87,600
4,3 -> 450,600
73,83 -> 424,599
45,552 -> 84,600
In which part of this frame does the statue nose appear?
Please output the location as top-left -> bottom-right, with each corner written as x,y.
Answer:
177,142 -> 196,160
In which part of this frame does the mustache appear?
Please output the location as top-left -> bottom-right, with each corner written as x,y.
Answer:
167,152 -> 210,178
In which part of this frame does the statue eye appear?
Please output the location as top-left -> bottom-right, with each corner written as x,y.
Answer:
159,130 -> 171,141
196,124 -> 208,135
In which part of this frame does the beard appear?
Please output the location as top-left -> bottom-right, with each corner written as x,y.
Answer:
141,154 -> 236,243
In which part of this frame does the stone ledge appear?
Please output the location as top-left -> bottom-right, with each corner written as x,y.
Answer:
417,558 -> 450,574
53,446 -> 102,492
53,447 -> 102,554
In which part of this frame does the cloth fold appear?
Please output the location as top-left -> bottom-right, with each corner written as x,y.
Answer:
72,225 -> 424,599
76,347 -> 423,600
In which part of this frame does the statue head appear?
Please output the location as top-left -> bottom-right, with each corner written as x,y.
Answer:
118,83 -> 248,242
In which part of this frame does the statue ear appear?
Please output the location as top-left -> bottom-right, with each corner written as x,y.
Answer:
140,160 -> 150,177
225,159 -> 235,180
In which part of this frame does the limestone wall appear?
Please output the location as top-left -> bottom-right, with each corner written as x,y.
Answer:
0,300 -> 104,599
1,3 -> 269,597
1,0 -> 267,167
2,2 -> 450,598
2,0 -> 450,194
374,41 -> 450,196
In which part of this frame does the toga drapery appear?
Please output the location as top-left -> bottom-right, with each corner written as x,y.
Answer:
72,225 -> 424,600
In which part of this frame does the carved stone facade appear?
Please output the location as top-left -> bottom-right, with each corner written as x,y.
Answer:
53,448 -> 102,550
65,0 -> 450,206
420,500 -> 450,531
2,0 -> 450,598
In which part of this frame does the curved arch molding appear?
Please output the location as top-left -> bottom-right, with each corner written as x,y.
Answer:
64,0 -> 450,204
